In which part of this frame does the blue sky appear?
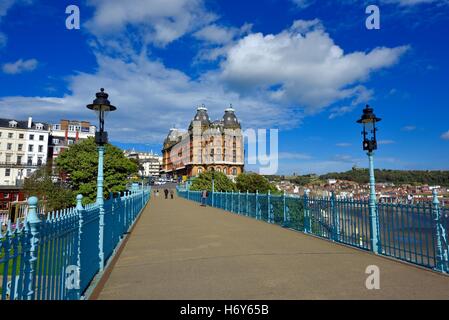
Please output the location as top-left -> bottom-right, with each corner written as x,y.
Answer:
0,0 -> 448,174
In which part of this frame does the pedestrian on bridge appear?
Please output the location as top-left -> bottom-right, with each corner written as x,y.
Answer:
164,189 -> 169,199
170,190 -> 174,199
201,190 -> 208,207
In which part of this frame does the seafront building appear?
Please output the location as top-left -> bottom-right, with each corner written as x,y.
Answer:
124,150 -> 162,178
0,117 -> 50,186
161,105 -> 244,180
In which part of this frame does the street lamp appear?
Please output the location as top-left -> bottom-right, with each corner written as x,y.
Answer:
357,104 -> 381,253
86,88 -> 116,271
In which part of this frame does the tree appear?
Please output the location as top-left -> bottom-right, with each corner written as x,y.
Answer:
236,173 -> 278,194
23,165 -> 74,211
56,137 -> 139,203
190,171 -> 236,192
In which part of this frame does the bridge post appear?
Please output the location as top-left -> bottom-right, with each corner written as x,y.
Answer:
246,191 -> 249,216
97,145 -> 106,271
433,189 -> 448,273
304,190 -> 311,233
231,191 -> 234,213
238,191 -> 241,214
25,196 -> 41,300
331,192 -> 340,242
283,191 -> 287,227
256,190 -> 259,220
368,152 -> 380,254
75,194 -> 84,299
267,190 -> 271,223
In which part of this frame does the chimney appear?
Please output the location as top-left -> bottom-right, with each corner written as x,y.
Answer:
28,117 -> 32,129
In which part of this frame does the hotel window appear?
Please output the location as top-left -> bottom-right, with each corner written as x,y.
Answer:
8,133 -> 13,139
232,168 -> 237,175
68,140 -> 74,145
18,144 -> 23,151
53,138 -> 60,144
69,125 -> 75,131
7,143 -> 12,150
27,157 -> 32,166
19,133 -> 24,139
28,145 -> 34,152
53,124 -> 60,130
9,121 -> 17,128
26,169 -> 31,176
36,124 -> 43,130
17,156 -> 22,164
37,157 -> 43,166
233,150 -> 237,163
38,145 -> 43,153
39,135 -> 44,141
5,169 -> 11,177
6,155 -> 11,163
29,134 -> 34,140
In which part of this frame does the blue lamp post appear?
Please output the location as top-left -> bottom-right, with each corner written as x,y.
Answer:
357,105 -> 381,254
87,88 -> 117,270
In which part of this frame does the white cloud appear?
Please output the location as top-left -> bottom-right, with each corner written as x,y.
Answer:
401,125 -> 416,131
441,130 -> 449,140
336,143 -> 352,147
219,20 -> 409,114
290,0 -> 315,8
193,23 -> 252,61
86,0 -> 216,47
278,152 -> 312,160
194,24 -> 239,45
378,140 -> 395,145
0,54 -> 298,144
2,58 -> 38,74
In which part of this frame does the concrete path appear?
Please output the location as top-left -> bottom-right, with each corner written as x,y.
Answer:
97,194 -> 449,300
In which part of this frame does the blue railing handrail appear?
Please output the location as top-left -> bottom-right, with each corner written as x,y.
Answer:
0,186 -> 151,300
178,189 -> 449,275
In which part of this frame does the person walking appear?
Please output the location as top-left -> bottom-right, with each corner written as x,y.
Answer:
170,190 -> 174,199
201,190 -> 208,207
156,189 -> 160,197
164,189 -> 169,199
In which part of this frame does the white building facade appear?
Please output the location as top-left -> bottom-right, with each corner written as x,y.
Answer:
124,150 -> 162,177
0,117 -> 50,186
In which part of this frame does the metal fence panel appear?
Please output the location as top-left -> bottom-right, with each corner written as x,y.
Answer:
0,188 -> 150,300
177,188 -> 449,275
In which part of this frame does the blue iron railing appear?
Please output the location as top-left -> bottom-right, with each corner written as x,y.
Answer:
0,187 -> 151,300
178,188 -> 449,275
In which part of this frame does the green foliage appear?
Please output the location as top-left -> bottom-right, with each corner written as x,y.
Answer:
55,137 -> 139,203
23,165 -> 74,211
320,168 -> 449,186
236,173 -> 278,194
190,171 -> 237,192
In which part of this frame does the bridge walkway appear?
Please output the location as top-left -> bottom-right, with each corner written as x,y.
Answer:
96,193 -> 449,299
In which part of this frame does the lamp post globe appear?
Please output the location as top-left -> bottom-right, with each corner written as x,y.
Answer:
356,104 -> 381,153
86,88 -> 117,146
356,104 -> 381,254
